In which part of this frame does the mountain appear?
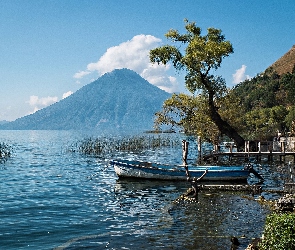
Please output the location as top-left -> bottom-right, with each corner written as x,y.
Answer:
0,120 -> 9,125
0,69 -> 170,131
232,44 -> 295,112
267,45 -> 295,75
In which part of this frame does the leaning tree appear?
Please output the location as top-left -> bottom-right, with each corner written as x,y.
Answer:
150,19 -> 245,148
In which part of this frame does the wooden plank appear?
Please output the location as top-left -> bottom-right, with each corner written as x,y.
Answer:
199,184 -> 262,192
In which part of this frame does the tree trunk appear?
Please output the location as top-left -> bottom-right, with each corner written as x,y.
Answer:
208,92 -> 245,149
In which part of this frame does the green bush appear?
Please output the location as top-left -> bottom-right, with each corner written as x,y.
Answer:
259,212 -> 295,250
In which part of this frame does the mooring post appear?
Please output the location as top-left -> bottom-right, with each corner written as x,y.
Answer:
245,141 -> 249,153
182,140 -> 190,179
182,140 -> 189,165
290,162 -> 294,182
257,141 -> 261,161
281,141 -> 286,153
281,141 -> 286,162
229,143 -> 233,161
245,141 -> 250,161
197,136 -> 202,164
268,141 -> 273,161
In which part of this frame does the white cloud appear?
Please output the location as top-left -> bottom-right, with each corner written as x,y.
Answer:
73,70 -> 91,79
232,65 -> 251,84
27,95 -> 58,113
62,91 -> 73,99
74,34 -> 180,93
86,34 -> 162,74
141,63 -> 179,93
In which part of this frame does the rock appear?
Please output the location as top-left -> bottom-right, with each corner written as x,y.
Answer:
230,236 -> 240,250
245,238 -> 261,250
275,193 -> 295,211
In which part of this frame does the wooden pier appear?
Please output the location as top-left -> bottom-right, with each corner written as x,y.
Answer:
203,140 -> 295,162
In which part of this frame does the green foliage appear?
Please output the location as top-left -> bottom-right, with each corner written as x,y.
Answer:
154,93 -> 219,141
150,19 -> 295,142
233,71 -> 295,111
285,106 -> 295,135
259,212 -> 295,250
216,89 -> 246,132
150,19 -> 247,147
233,70 -> 295,138
233,73 -> 279,110
150,19 -> 233,96
244,106 -> 288,140
154,90 -> 245,142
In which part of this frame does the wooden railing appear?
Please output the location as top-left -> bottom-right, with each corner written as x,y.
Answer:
208,140 -> 295,162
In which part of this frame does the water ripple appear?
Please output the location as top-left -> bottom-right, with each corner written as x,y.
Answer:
0,131 -> 281,249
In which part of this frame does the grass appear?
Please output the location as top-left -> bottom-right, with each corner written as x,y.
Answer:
0,142 -> 12,160
74,135 -> 180,156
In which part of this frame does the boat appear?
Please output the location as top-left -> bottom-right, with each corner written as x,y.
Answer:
109,159 -> 261,181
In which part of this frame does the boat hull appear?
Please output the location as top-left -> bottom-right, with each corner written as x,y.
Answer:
110,159 -> 249,181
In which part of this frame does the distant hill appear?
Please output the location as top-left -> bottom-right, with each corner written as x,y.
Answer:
0,69 -> 170,132
0,120 -> 9,125
233,45 -> 295,112
267,45 -> 295,75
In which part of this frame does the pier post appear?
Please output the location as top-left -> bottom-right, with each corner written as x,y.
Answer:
281,141 -> 286,162
182,140 -> 190,178
213,140 -> 219,161
290,163 -> 293,182
182,140 -> 189,166
245,141 -> 250,160
197,136 -> 202,164
229,143 -> 233,161
281,141 -> 285,153
258,141 -> 261,161
268,141 -> 273,161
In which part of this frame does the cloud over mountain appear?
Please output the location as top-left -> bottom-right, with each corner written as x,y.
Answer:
74,34 -> 179,93
27,95 -> 58,114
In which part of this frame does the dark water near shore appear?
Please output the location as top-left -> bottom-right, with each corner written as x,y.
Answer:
0,130 -> 287,249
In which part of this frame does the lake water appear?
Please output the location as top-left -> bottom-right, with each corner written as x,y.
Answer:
0,130 -> 286,249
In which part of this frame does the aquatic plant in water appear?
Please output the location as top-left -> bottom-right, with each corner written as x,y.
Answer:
0,142 -> 12,161
75,135 -> 180,156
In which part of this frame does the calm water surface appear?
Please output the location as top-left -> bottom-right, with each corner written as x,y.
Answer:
0,130 -> 285,249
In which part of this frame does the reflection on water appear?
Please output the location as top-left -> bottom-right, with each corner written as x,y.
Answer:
0,130 -> 287,249
53,178 -> 270,250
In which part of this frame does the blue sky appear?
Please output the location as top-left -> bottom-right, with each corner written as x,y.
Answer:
1,0 -> 295,121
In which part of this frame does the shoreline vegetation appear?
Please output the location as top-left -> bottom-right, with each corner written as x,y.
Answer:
72,135 -> 180,156
0,142 -> 12,161
75,134 -> 295,249
258,212 -> 295,250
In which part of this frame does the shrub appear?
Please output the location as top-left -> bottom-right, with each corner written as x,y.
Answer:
259,212 -> 295,250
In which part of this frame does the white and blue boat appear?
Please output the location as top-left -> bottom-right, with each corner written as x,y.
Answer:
110,159 -> 260,182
